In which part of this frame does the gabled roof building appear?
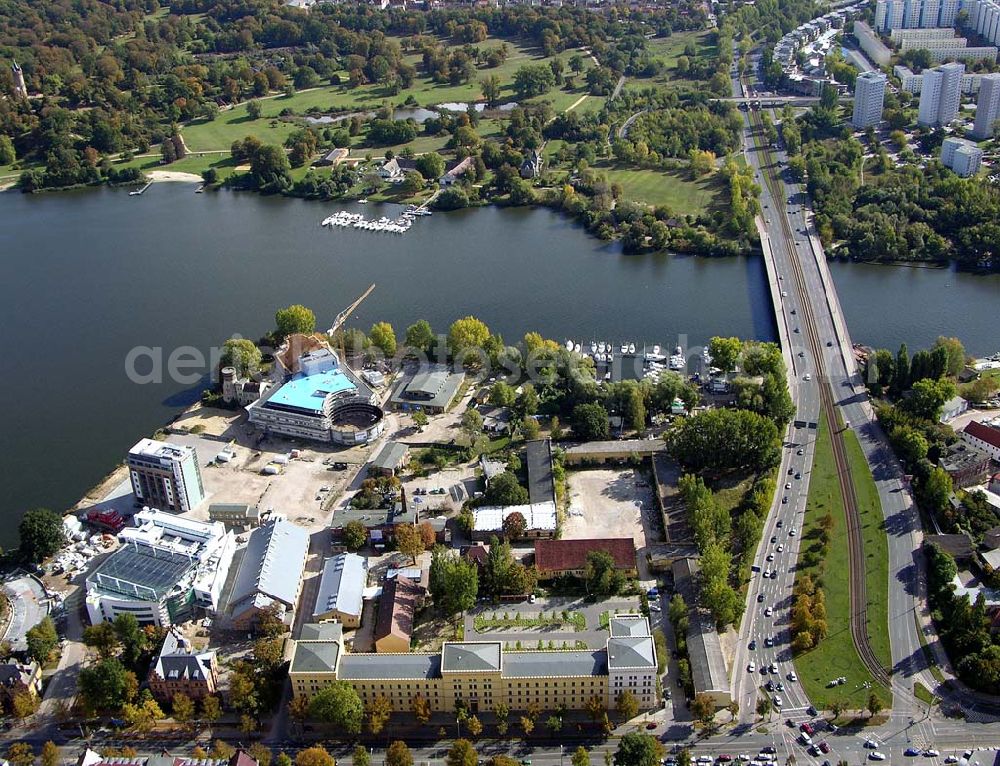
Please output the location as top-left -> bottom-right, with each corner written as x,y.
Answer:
147,629 -> 219,703
313,553 -> 367,627
228,518 -> 310,630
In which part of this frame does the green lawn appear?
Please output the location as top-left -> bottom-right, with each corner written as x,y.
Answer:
792,416 -> 891,710
181,36 -> 596,152
644,30 -> 718,87
590,161 -> 722,216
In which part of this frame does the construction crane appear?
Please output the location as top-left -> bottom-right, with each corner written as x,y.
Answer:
327,283 -> 375,336
327,283 -> 375,370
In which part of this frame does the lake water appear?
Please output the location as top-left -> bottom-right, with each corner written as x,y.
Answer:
0,183 -> 996,547
0,184 -> 772,547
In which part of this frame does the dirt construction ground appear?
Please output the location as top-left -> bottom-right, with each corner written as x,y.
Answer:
563,467 -> 658,582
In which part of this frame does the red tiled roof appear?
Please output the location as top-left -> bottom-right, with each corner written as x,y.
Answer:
534,538 -> 637,573
965,420 -> 1000,450
374,575 -> 424,645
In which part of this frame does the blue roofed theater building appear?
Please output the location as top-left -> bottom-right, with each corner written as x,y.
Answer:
246,346 -> 384,446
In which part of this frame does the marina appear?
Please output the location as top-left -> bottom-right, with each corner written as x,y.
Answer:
320,204 -> 432,234
564,340 -> 715,382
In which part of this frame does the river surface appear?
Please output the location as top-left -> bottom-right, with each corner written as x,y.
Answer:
0,183 -> 996,547
0,184 -> 772,547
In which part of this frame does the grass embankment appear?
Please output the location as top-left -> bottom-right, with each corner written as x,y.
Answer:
588,162 -> 722,216
793,416 -> 891,710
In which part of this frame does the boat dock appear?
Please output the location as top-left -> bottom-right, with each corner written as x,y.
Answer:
562,340 -> 714,383
129,181 -> 152,196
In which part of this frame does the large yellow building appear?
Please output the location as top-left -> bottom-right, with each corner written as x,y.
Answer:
289,615 -> 658,715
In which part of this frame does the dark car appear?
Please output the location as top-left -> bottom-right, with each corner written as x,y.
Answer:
807,706 -> 819,717
758,593 -> 765,602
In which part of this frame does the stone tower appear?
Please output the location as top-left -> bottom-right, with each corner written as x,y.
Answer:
11,61 -> 27,99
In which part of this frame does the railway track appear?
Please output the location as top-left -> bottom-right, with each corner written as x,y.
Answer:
742,87 -> 892,690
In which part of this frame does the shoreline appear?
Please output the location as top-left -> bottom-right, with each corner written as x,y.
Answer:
146,170 -> 203,183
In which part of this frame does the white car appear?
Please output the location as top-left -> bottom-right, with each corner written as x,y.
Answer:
789,528 -> 797,536
773,695 -> 783,707
764,607 -> 773,616
869,753 -> 886,762
785,482 -> 792,489
776,544 -> 784,552
923,751 -> 940,758
803,373 -> 812,381
697,757 -> 713,764
787,671 -> 797,681
748,662 -> 756,673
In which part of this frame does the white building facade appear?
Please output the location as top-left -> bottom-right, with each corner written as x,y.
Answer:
973,72 -> 1000,138
918,62 -> 965,126
853,71 -> 888,128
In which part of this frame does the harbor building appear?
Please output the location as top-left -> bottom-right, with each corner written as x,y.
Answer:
941,136 -> 984,176
228,518 -> 309,630
288,614 -> 658,714
247,347 -> 384,446
852,71 -> 888,128
973,73 -> 1000,138
127,438 -> 206,513
387,365 -> 465,414
85,510 -> 235,627
146,629 -> 219,704
918,62 -> 965,126
312,553 -> 367,627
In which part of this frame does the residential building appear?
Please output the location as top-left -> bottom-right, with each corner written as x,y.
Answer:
854,21 -> 893,66
313,553 -> 367,627
374,574 -> 424,653
923,45 -> 999,62
471,502 -> 558,541
562,439 -> 663,465
940,395 -> 970,423
370,441 -> 409,477
288,615 -> 658,714
672,557 -> 732,708
853,71 -> 888,128
875,0 -> 959,28
534,538 -> 638,580
85,510 -> 235,627
974,73 -> 1000,138
941,136 -> 985,176
520,150 -> 543,179
478,405 -> 512,434
963,420 -> 1000,460
207,503 -> 261,530
966,0 -> 1000,47
76,749 -> 257,766
440,157 -> 474,186
228,518 -> 309,630
387,365 -> 465,413
918,62 -> 965,126
890,27 -> 961,41
0,660 -> 41,713
247,347 -> 384,445
379,156 -> 419,182
939,440 -> 993,487
146,629 -> 219,703
127,438 -> 206,513
894,65 -> 984,94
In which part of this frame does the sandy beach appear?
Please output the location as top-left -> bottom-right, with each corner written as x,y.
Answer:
147,170 -> 202,182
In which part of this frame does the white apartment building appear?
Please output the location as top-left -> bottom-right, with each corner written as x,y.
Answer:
941,136 -> 984,176
875,0 -> 959,29
973,72 -> 1000,138
918,62 -> 965,125
966,0 -> 1000,46
128,438 -> 206,513
853,71 -> 888,127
